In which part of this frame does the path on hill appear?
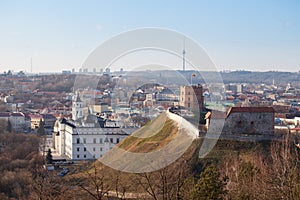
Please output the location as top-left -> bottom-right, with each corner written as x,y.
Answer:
166,110 -> 199,139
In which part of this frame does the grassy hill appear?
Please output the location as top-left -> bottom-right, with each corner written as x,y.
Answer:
66,112 -> 299,199
118,112 -> 178,153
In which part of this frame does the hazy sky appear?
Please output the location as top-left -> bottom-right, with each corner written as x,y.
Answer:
0,0 -> 299,72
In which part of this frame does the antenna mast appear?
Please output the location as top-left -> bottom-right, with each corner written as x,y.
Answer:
182,39 -> 186,71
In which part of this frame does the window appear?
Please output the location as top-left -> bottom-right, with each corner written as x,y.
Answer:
116,138 -> 120,143
100,147 -> 103,151
76,138 -> 80,144
83,138 -> 86,144
77,155 -> 79,158
93,138 -> 96,143
110,138 -> 113,143
84,147 -> 86,152
93,147 -> 96,152
188,103 -> 190,108
100,138 -> 103,144
93,155 -> 95,159
250,121 -> 254,125
84,155 -> 86,158
77,147 -> 80,152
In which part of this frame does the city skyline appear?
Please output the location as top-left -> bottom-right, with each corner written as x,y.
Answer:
0,0 -> 299,72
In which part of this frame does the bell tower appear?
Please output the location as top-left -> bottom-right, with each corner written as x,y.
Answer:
72,92 -> 83,120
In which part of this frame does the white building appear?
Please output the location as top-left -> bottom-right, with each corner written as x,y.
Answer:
0,112 -> 30,132
53,117 -> 132,160
72,93 -> 83,121
53,94 -> 137,160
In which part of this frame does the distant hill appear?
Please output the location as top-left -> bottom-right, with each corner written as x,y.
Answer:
124,70 -> 300,86
220,70 -> 300,85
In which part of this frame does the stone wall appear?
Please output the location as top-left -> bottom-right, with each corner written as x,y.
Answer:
222,112 -> 274,135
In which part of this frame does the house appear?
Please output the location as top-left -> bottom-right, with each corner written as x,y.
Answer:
42,114 -> 57,134
29,114 -> 43,129
42,114 -> 56,127
0,112 -> 30,132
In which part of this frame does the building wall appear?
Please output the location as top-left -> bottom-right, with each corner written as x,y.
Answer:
179,85 -> 204,112
30,116 -> 42,129
72,101 -> 83,120
54,121 -> 131,160
222,112 -> 274,135
10,116 -> 25,131
93,104 -> 109,113
0,113 -> 29,132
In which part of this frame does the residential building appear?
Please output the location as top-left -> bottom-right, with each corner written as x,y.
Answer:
0,112 -> 30,132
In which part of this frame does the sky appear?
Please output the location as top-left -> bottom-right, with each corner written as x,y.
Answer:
0,0 -> 299,73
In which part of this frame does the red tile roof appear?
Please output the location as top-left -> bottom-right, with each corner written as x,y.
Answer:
205,110 -> 227,119
227,107 -> 274,116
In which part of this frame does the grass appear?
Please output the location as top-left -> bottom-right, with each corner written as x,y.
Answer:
118,112 -> 178,153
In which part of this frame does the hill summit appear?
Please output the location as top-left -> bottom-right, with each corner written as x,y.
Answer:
99,110 -> 199,173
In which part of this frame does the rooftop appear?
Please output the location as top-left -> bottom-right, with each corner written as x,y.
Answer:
227,107 -> 274,114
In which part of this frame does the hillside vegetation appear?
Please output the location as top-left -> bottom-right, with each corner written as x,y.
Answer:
65,113 -> 300,200
2,113 -> 298,199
